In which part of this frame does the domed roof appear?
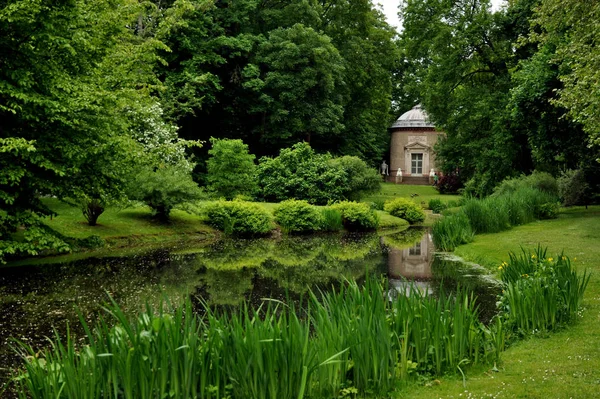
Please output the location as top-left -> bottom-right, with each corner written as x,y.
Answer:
390,104 -> 435,129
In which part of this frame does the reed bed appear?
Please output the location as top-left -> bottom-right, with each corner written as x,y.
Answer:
14,256 -> 588,398
433,187 -> 559,251
13,279 -> 501,399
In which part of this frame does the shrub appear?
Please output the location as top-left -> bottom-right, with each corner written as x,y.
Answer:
205,200 -> 273,236
428,198 -> 447,214
494,171 -> 559,198
436,173 -> 463,194
331,201 -> 379,231
257,143 -> 381,205
274,200 -> 323,234
431,212 -> 474,251
206,138 -> 258,200
327,155 -> 381,200
557,169 -> 589,206
257,143 -> 347,205
127,164 -> 204,221
384,198 -> 425,224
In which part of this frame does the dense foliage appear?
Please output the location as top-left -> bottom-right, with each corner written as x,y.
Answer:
383,198 -> 425,224
257,142 -> 380,205
398,0 -> 599,197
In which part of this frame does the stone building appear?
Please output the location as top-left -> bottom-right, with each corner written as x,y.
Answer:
388,104 -> 443,184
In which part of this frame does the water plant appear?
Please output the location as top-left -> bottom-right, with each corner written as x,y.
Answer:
497,246 -> 590,334
431,212 -> 474,251
320,207 -> 344,231
433,187 -> 559,250
13,278 -> 499,399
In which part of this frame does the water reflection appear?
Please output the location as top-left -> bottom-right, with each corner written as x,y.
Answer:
387,229 -> 434,296
0,228 -> 500,394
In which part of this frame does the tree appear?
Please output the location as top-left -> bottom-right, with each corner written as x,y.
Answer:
206,138 -> 258,199
533,0 -> 600,152
249,23 -> 346,148
0,0 -> 152,260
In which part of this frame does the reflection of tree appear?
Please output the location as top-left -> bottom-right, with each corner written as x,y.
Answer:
197,268 -> 254,306
382,228 -> 426,250
269,236 -> 327,266
200,239 -> 275,270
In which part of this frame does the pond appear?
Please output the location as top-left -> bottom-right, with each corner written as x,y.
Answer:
0,227 -> 500,392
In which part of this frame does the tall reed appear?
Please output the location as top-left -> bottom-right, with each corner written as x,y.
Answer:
431,212 -> 474,251
13,278 -> 505,399
433,187 -> 559,251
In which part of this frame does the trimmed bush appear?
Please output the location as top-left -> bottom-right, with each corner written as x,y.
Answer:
428,198 -> 447,214
205,200 -> 273,236
274,200 -> 323,234
384,198 -> 425,224
331,201 -> 379,231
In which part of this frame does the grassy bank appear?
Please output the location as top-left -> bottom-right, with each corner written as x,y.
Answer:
401,206 -> 600,398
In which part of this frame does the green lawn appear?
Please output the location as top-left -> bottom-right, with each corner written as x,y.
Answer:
42,198 -> 215,242
399,206 -> 600,398
363,183 -> 461,208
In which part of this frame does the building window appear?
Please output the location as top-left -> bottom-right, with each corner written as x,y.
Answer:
409,242 -> 422,256
411,153 -> 423,175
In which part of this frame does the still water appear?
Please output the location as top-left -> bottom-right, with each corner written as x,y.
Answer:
0,227 -> 500,388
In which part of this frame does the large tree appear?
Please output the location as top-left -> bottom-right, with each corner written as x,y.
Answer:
0,0 -> 174,261
159,0 -> 397,163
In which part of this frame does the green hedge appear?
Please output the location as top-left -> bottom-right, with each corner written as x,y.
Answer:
274,200 -> 323,234
384,198 -> 425,224
331,201 -> 379,231
206,200 -> 273,236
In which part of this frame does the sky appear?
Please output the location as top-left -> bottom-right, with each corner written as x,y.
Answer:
378,0 -> 506,30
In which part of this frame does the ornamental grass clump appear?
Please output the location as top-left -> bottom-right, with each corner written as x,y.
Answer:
274,199 -> 323,234
384,198 -> 425,224
497,246 -> 590,334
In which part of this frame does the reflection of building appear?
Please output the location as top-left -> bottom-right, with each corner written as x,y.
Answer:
388,232 -> 433,280
387,231 -> 434,296
388,105 -> 443,185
